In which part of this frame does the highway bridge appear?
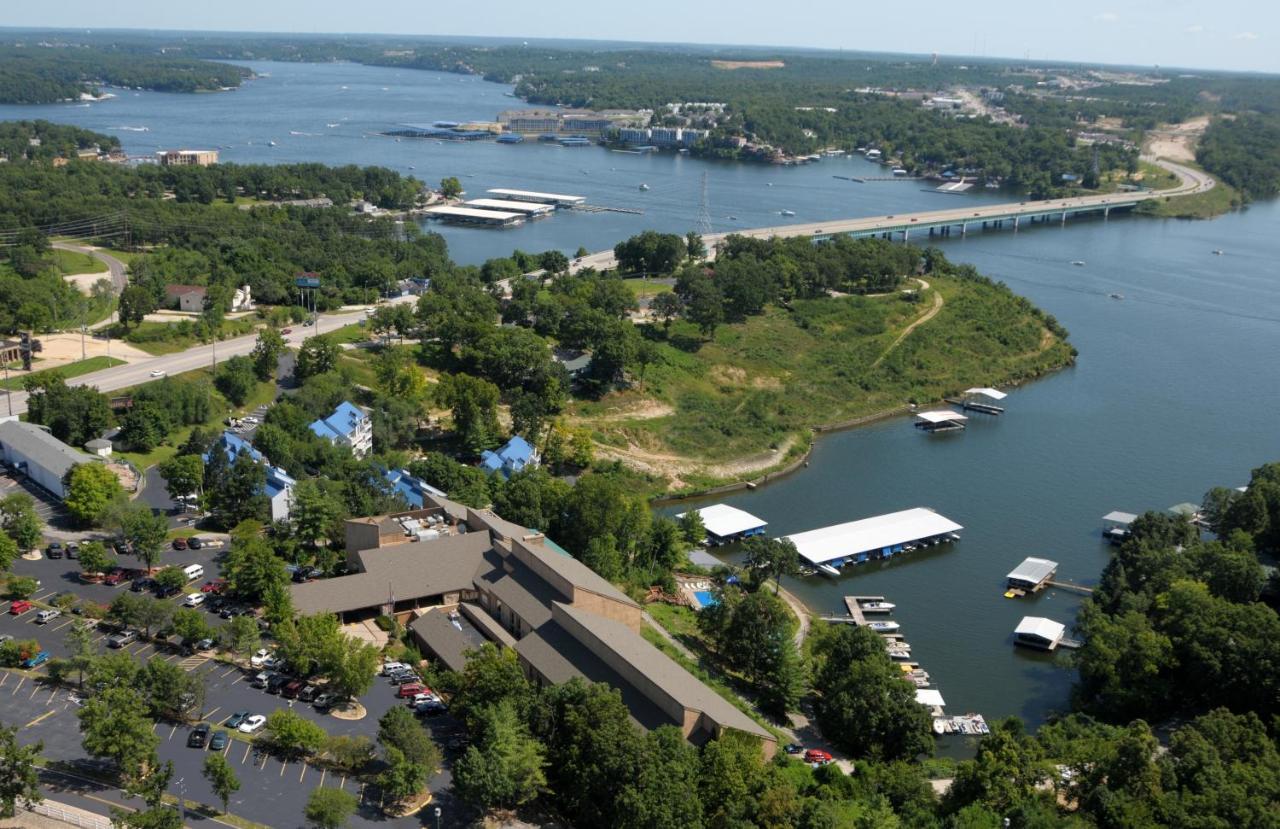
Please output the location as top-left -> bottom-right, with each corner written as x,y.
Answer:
571,158 -> 1214,272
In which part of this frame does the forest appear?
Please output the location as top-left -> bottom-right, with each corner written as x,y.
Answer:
0,43 -> 249,103
1195,113 -> 1280,200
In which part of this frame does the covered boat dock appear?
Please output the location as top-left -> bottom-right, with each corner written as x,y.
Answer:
1101,511 -> 1137,545
463,198 -> 556,217
785,507 -> 963,577
1006,557 -> 1059,593
676,504 -> 767,546
422,206 -> 525,227
486,188 -> 586,207
1013,616 -> 1071,651
914,410 -> 968,432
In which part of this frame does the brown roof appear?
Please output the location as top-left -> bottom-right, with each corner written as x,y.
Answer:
164,284 -> 206,298
409,608 -> 492,672
512,537 -> 638,609
291,532 -> 491,616
475,550 -> 561,629
553,602 -> 773,742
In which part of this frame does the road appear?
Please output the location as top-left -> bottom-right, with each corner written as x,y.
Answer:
570,158 -> 1214,273
52,242 -> 129,295
3,298 -> 413,416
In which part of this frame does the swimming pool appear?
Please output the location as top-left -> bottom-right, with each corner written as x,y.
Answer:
693,590 -> 718,609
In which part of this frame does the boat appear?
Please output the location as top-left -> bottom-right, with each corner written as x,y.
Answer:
817,563 -> 842,578
639,183 -> 650,191
727,216 -> 738,221
1213,249 -> 1224,255
867,621 -> 900,633
326,123 -> 340,128
1071,260 -> 1086,266
860,601 -> 896,611
268,140 -> 278,147
1109,293 -> 1125,300
780,209 -> 796,217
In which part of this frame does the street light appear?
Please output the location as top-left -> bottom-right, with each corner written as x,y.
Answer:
434,806 -> 442,829
174,777 -> 187,825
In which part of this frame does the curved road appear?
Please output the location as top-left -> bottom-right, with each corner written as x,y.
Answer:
571,158 -> 1214,273
52,241 -> 129,294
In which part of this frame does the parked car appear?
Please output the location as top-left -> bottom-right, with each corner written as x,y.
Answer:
156,583 -> 181,599
298,684 -> 318,703
8,600 -> 32,615
397,683 -> 426,698
186,537 -> 203,550
182,593 -> 205,608
415,700 -> 448,717
200,579 -> 226,594
250,649 -> 272,668
108,630 -> 138,649
21,650 -> 50,669
266,674 -> 290,694
171,537 -> 188,551
380,661 -> 408,676
390,673 -> 420,686
208,729 -> 229,751
225,710 -> 251,729
150,369 -> 166,378
804,749 -> 833,765
131,577 -> 155,593
238,714 -> 266,734
281,680 -> 304,699
35,609 -> 60,624
784,743 -> 804,755
46,544 -> 63,559
251,672 -> 273,689
188,723 -> 210,749
103,569 -> 127,586
312,692 -> 336,710
66,542 -> 79,559
219,605 -> 243,619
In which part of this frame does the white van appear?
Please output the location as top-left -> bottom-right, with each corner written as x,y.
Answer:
182,564 -> 204,582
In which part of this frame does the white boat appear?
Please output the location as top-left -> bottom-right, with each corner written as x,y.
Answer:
867,621 -> 900,633
780,209 -> 796,217
639,183 -> 650,191
817,563 -> 842,578
1109,293 -> 1124,300
268,140 -> 278,147
1213,249 -> 1224,255
860,601 -> 896,611
1071,260 -> 1086,266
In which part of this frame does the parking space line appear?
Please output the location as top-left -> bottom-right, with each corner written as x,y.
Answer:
230,674 -> 244,686
204,706 -> 221,721
92,633 -> 108,643
24,710 -> 56,729
32,591 -> 54,603
240,744 -> 251,765
222,741 -> 231,758
339,774 -> 346,790
318,768 -> 326,788
163,653 -> 179,662
52,619 -> 75,632
11,676 -> 24,695
45,687 -> 57,705
279,760 -> 287,777
258,753 -> 268,770
299,761 -> 307,783
219,666 -> 237,679
0,672 -> 9,688
168,725 -> 177,742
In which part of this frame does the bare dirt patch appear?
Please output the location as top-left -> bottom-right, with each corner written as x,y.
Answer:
588,398 -> 675,422
711,60 -> 785,70
1144,116 -> 1210,163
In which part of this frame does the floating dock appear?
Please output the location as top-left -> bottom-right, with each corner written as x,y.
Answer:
675,504 -> 768,547
945,387 -> 1007,415
787,507 -> 963,576
422,206 -> 524,227
486,188 -> 586,207
1101,511 -> 1137,545
914,410 -> 968,432
462,198 -> 556,217
1013,616 -> 1081,651
1005,557 -> 1059,594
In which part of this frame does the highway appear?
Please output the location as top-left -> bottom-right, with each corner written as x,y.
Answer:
570,158 -> 1214,273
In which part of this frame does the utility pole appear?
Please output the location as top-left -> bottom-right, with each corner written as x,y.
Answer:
80,325 -> 86,361
2,360 -> 11,417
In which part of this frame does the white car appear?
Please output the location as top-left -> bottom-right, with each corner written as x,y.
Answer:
149,369 -> 166,378
250,648 -> 272,668
183,593 -> 205,607
380,661 -> 407,676
237,714 -> 266,734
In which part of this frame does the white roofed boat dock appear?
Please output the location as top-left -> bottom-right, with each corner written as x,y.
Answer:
463,198 -> 556,216
945,387 -> 1008,415
423,205 -> 525,226
785,507 -> 963,575
914,409 -> 968,432
675,504 -> 767,545
486,188 -> 586,206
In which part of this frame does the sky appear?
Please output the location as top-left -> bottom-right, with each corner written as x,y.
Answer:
8,0 -> 1277,74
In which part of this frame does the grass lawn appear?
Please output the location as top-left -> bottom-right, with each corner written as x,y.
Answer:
1137,176 -> 1242,219
0,356 -> 125,390
570,275 -> 1073,480
122,319 -> 259,357
625,278 -> 674,298
325,322 -> 370,345
51,248 -> 107,274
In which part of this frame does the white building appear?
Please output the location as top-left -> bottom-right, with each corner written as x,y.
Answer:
309,401 -> 373,458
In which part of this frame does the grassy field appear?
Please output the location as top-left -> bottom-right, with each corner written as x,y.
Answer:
570,276 -> 1073,490
51,248 -> 108,274
0,356 -> 125,390
625,278 -> 674,298
325,321 -> 370,344
1137,177 -> 1242,219
121,318 -> 259,356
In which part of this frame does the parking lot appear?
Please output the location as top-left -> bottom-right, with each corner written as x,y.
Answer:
0,471 -> 66,528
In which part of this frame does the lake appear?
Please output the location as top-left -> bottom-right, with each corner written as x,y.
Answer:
7,59 -> 1279,731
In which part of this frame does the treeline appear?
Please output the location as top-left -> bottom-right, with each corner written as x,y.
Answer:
0,120 -> 119,161
1196,113 -> 1280,200
0,43 -> 249,103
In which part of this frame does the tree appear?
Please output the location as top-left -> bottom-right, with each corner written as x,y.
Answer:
742,536 -> 800,594
378,706 -> 439,769
139,657 -> 199,720
684,277 -> 723,340
116,504 -> 169,571
325,635 -> 381,702
650,291 -> 683,335
136,596 -> 175,640
678,510 -> 705,548
698,588 -> 801,716
4,575 -> 38,600
617,726 -> 704,829
170,608 -> 213,646
451,643 -> 534,731
250,327 -> 287,381
435,372 -> 503,455
305,787 -> 356,829
0,493 -> 43,553
119,404 -> 168,453
294,336 -> 340,381
77,686 -> 160,788
23,375 -> 114,447
220,614 -> 260,657
686,231 -> 707,261
75,541 -> 116,579
453,701 -> 546,810
0,724 -> 42,819
264,709 -> 327,759
202,753 -> 240,814
158,455 -> 203,502
439,176 -> 463,199
64,619 -> 97,687
539,249 -> 570,276
118,285 -> 156,330
109,804 -> 182,829
63,462 -> 124,526
207,454 -> 268,528
291,479 -> 345,548
222,532 -> 287,606
214,356 -> 257,407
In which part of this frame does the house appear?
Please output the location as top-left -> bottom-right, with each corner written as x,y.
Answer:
164,284 -> 206,313
382,468 -> 445,509
0,420 -> 102,499
553,348 -> 592,379
291,497 -> 776,757
479,436 -> 538,478
84,438 -> 113,458
1013,616 -> 1067,651
231,285 -> 254,313
206,432 -> 295,522
309,401 -> 373,458
156,149 -> 218,167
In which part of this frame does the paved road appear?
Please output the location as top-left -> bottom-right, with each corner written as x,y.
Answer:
570,158 -> 1215,273
4,298 -> 413,416
52,242 -> 128,294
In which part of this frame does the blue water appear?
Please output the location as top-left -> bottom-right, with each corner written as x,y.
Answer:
694,590 -> 718,608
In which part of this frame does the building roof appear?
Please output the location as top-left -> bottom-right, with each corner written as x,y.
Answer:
549,602 -> 772,740
915,689 -> 946,707
0,420 -> 97,481
163,284 -> 206,298
480,436 -> 537,475
424,206 -> 523,222
384,468 -> 445,509
1006,557 -> 1058,585
676,504 -> 767,539
486,188 -> 586,204
915,410 -> 968,424
1015,616 -> 1065,642
964,387 -> 1008,400
1101,511 -> 1137,525
1168,503 -> 1200,518
687,549 -> 724,570
463,198 -> 555,215
84,439 -> 113,450
785,508 -> 964,566
512,537 -> 639,609
474,549 -> 559,629
408,608 -> 492,673
309,401 -> 367,442
290,531 -> 491,616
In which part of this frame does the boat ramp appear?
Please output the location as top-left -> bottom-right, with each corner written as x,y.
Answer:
786,507 -> 963,577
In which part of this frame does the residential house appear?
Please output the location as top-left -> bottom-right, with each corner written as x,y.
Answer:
164,284 -> 207,313
309,401 -> 373,458
206,431 -> 295,522
479,436 -> 538,478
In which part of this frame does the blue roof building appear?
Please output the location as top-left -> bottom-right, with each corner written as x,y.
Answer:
206,431 -> 296,523
384,468 -> 446,509
309,401 -> 373,458
479,436 -> 539,479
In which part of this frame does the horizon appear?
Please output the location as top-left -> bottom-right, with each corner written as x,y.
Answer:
3,0 -> 1277,75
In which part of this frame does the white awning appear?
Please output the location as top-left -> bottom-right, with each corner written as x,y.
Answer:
964,387 -> 1008,400
676,504 -> 767,539
1006,557 -> 1058,584
1101,511 -> 1137,525
1015,616 -> 1065,642
785,507 -> 963,565
915,410 -> 968,424
915,689 -> 946,707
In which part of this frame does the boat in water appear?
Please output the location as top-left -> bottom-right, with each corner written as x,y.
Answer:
860,601 -> 896,611
1213,249 -> 1225,255
780,209 -> 796,217
1109,293 -> 1125,300
639,183 -> 650,191
1071,260 -> 1086,266
867,621 -> 900,633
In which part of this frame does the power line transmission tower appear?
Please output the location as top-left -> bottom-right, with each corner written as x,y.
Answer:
696,172 -> 713,238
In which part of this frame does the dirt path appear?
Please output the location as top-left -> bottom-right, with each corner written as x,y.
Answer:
870,279 -> 941,368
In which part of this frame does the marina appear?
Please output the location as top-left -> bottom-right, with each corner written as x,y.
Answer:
914,410 -> 969,432
786,508 -> 964,577
675,503 -> 768,546
945,388 -> 1008,415
1004,557 -> 1059,595
461,198 -> 557,217
421,205 -> 524,227
485,188 -> 587,207
1013,616 -> 1081,651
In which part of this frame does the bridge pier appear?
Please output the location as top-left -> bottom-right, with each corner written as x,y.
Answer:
903,229 -> 909,241
961,222 -> 967,237
1061,211 -> 1068,226
1013,216 -> 1020,232
1104,206 -> 1110,220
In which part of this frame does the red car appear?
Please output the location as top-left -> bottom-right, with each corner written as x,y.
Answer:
396,683 -> 426,698
172,537 -> 188,551
103,569 -> 127,586
200,579 -> 226,594
282,328 -> 292,335
804,749 -> 833,765
8,599 -> 32,615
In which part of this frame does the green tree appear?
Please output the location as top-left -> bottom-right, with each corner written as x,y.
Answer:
685,231 -> 707,261
63,462 -> 125,526
617,726 -> 704,829
305,786 -> 356,829
439,176 -> 463,199
291,479 -> 345,548
435,372 -> 503,455
294,336 -> 341,381
453,701 -> 546,810
135,594 -> 175,639
0,493 -> 43,553
250,327 -> 287,381
77,686 -> 160,788
264,709 -> 327,759
116,504 -> 169,571
117,284 -> 157,330
108,804 -> 182,829
139,657 -> 199,720
451,643 -> 534,731
376,746 -> 430,807
23,375 -> 114,447
158,455 -> 203,502
4,575 -> 37,599
325,634 -> 380,702
76,541 -> 115,577
742,536 -> 800,594
170,608 -> 213,646
678,509 -> 705,548
0,724 -> 42,819
378,706 -> 439,769
202,753 -> 240,814
214,355 -> 257,406
0,533 -> 17,572
64,619 -> 97,687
